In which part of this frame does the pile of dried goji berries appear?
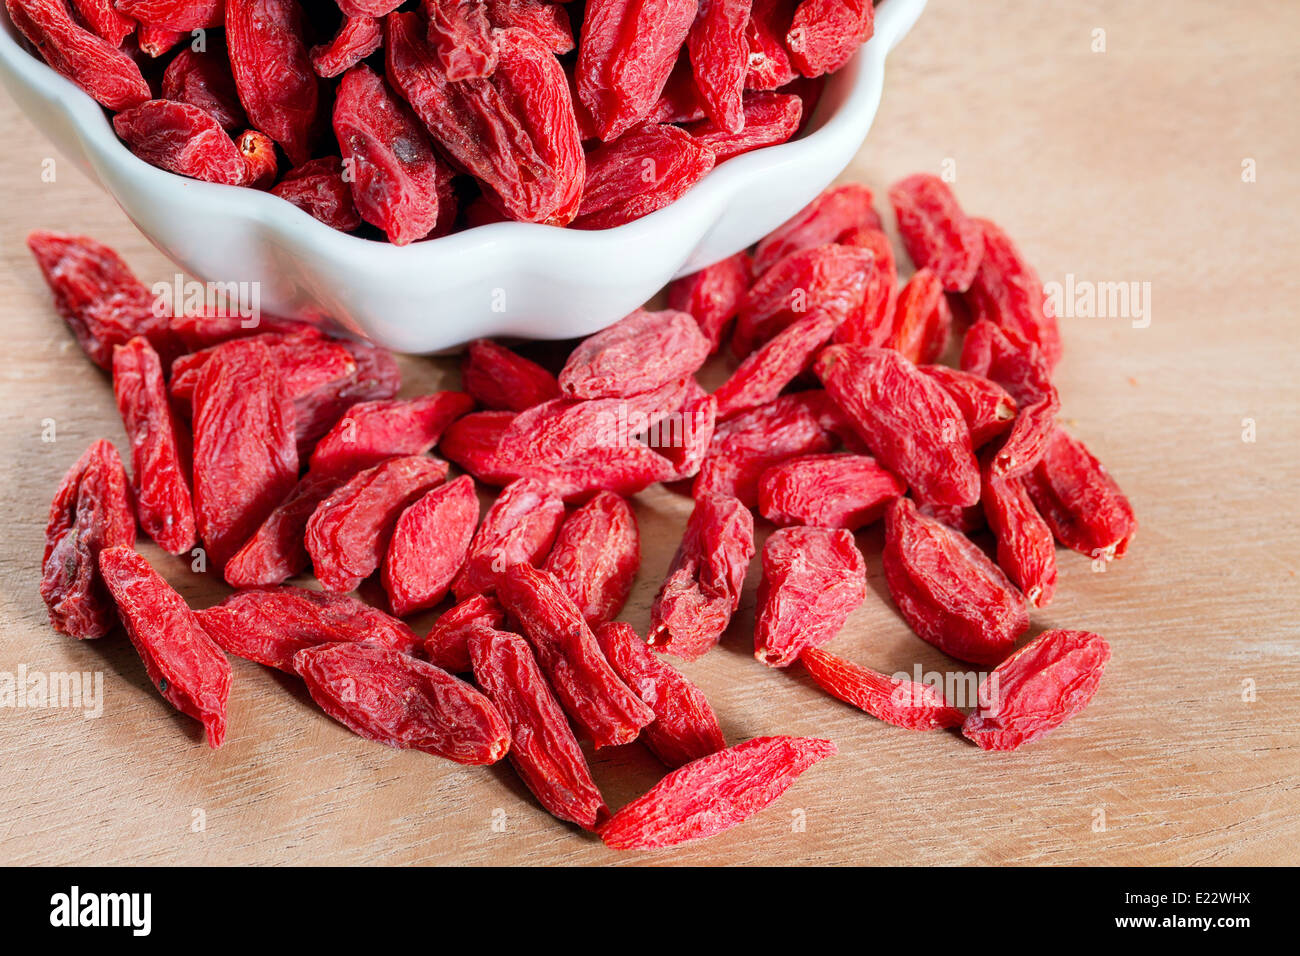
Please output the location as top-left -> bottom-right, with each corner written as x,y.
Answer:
32,174 -> 1135,850
8,0 -> 878,240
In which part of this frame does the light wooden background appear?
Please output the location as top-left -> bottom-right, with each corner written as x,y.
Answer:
2,0 -> 1297,866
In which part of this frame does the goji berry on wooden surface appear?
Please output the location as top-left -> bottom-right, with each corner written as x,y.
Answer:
799,647 -> 965,731
438,410 -> 520,487
294,642 -> 511,764
497,563 -> 654,748
161,44 -> 247,131
41,440 -> 136,640
834,226 -> 898,348
754,526 -> 866,667
309,14 -> 382,79
753,183 -> 882,275
307,391 -> 474,481
468,624 -> 608,828
113,97 -> 251,186
383,475 -> 480,616
424,593 -> 504,673
596,622 -> 726,768
191,339 -> 299,572
560,309 -> 710,400
543,492 -> 640,628
462,339 -> 560,412
197,585 -> 420,672
982,454 -> 1057,608
305,455 -> 449,593
649,492 -> 753,661
666,251 -> 753,352
1022,427 -> 1137,562
451,477 -> 565,601
758,453 -> 904,530
294,339 -> 402,448
712,311 -> 838,420
222,472 -> 339,587
270,157 -> 364,232
572,124 -> 717,230
600,735 -> 836,850
966,217 -> 1063,369
889,173 -> 984,293
917,364 -> 1017,449
883,497 -> 1029,666
112,337 -> 195,556
963,630 -> 1111,751
169,330 -> 355,406
225,0 -> 319,165
687,0 -> 752,134
888,268 -> 952,365
815,345 -> 981,508
98,545 -> 231,748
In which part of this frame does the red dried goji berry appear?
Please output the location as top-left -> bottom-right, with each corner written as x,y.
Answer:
744,0 -> 797,91
963,629 -> 1111,751
883,497 -> 1029,666
383,475 -> 480,616
468,625 -> 607,828
461,339 -> 560,412
754,526 -> 866,667
161,44 -> 248,132
309,14 -> 382,78
166,310 -> 317,351
833,226 -> 897,348
799,646 -> 965,731
815,344 -> 981,508
451,477 -> 565,600
112,337 -> 196,556
485,0 -> 573,54
966,217 -> 1063,369
41,440 -> 136,640
438,410 -> 520,487
191,339 -> 299,572
753,184 -> 882,275
294,641 -> 510,764
576,0 -> 698,141
1022,426 -> 1137,562
649,492 -> 753,661
270,157 -> 365,232
225,0 -> 319,166
69,0 -> 135,45
6,0 -> 151,110
136,22 -> 182,57
600,735 -> 835,850
496,563 -> 655,748
115,0 -> 222,29
687,0 -> 751,134
596,621 -> 726,768
236,129 -> 277,189
665,251 -> 753,352
308,391 -> 474,481
424,593 -> 504,672
560,309 -> 710,400
293,338 -> 402,447
98,545 -> 231,747
713,310 -> 838,420
424,0 -> 496,80
113,98 -> 249,186
888,267 -> 952,365
917,364 -> 1017,449
197,585 -> 421,672
758,452 -> 904,530
981,452 -> 1057,608
785,0 -> 873,78
543,491 -> 640,628
222,471 -> 339,587
889,173 -> 984,293
572,124 -> 717,230
305,455 -> 449,592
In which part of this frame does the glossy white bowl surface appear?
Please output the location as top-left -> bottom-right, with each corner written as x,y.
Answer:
0,0 -> 925,352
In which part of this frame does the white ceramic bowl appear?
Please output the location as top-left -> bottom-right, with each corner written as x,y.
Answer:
0,0 -> 925,352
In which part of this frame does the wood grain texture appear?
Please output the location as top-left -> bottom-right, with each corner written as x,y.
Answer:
1,0 -> 1297,865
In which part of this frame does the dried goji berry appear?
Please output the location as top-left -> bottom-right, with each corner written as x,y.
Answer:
112,337 -> 196,556
799,646 -> 965,731
815,344 -> 981,508
294,641 -> 510,764
496,563 -> 654,748
758,453 -> 903,530
713,311 -> 838,420
981,452 -> 1057,608
650,52 -> 707,124
383,475 -> 480,616
485,0 -> 573,54
888,268 -> 952,365
293,338 -> 402,447
41,441 -> 136,640
334,64 -> 448,245
225,0 -> 319,166
561,310 -> 710,400
166,309 -> 316,351
424,593 -> 504,672
461,339 -> 560,412
917,364 -> 1016,449
833,226 -> 897,348
743,0 -> 797,91
308,391 -> 474,481
438,410 -> 520,487
161,44 -> 248,132
600,735 -> 835,850
113,98 -> 249,186
576,0 -> 698,141
785,0 -> 873,78
69,0 -> 135,45
115,0 -> 222,29
98,545 -> 231,748
386,15 -> 584,225
336,0 -> 403,16
962,629 -> 1111,751
6,0 -> 151,110
222,471 -> 339,587
191,339 -> 299,572
306,455 -> 449,592
665,251 -> 753,352
966,217 -> 1063,369
451,477 -> 565,600
309,14 -> 382,78
26,230 -> 178,370
889,173 -> 984,293
687,0 -> 752,134
753,184 -> 882,275
424,0 -> 496,80
883,497 -> 1029,666
468,625 -> 607,828
1022,426 -> 1137,562
649,492 -> 753,661
197,585 -> 421,672
270,157 -> 365,232
572,124 -> 717,230
236,129 -> 278,189
543,491 -> 640,628
136,22 -> 182,57
596,622 -> 725,768
754,526 -> 866,667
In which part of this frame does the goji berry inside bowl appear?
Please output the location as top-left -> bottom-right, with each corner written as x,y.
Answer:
0,0 -> 927,353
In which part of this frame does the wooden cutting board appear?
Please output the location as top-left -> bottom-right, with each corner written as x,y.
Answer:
1,0 -> 1296,865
